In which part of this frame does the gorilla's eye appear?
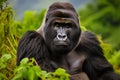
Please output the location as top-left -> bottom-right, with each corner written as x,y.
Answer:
65,23 -> 72,28
54,22 -> 60,27
55,24 -> 59,27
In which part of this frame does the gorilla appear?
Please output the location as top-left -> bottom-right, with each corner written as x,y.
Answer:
17,2 -> 120,80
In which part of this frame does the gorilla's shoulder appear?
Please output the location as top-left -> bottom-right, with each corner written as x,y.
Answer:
78,31 -> 103,55
17,31 -> 45,65
19,30 -> 45,48
21,31 -> 43,39
80,31 -> 100,45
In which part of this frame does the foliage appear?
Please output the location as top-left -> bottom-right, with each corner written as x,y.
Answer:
78,0 -> 120,50
0,54 -> 11,80
12,58 -> 70,80
18,10 -> 46,36
0,0 -> 18,79
109,51 -> 120,74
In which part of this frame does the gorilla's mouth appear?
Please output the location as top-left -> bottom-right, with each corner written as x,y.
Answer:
53,38 -> 70,47
53,41 -> 71,53
55,41 -> 69,46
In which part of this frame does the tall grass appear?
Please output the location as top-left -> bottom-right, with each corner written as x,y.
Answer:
0,1 -> 18,79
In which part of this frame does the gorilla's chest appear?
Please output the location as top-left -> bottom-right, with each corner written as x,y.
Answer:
67,52 -> 86,74
51,51 -> 86,74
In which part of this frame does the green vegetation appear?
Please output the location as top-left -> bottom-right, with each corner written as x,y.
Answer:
18,10 -> 46,36
0,0 -> 120,79
13,58 -> 70,80
79,0 -> 120,49
0,0 -> 18,79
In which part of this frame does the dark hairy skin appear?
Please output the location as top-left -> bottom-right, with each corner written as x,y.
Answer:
17,2 -> 120,80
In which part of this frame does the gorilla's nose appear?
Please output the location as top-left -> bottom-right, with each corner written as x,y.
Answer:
57,33 -> 67,41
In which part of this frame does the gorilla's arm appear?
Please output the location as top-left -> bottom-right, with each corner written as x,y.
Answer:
79,31 -> 120,80
17,31 -> 47,65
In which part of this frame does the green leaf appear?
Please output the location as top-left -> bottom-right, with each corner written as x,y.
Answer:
33,66 -> 41,77
0,54 -> 11,62
12,73 -> 22,80
20,58 -> 29,65
28,69 -> 35,80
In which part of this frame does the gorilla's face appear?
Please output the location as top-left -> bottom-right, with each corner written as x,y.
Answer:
44,2 -> 81,54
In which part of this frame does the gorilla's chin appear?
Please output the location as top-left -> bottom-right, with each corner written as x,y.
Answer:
52,45 -> 71,54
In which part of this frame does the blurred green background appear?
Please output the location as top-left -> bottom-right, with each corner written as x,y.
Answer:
0,0 -> 120,79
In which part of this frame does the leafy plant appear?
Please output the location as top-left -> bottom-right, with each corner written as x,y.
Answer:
0,54 -> 12,80
109,51 -> 120,74
0,0 -> 18,79
12,58 -> 70,80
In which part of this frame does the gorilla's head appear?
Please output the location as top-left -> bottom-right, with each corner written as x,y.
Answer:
43,2 -> 81,54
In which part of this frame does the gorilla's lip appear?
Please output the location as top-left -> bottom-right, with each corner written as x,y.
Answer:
54,41 -> 69,46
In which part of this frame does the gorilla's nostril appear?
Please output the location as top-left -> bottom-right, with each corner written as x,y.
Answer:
63,35 -> 66,39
